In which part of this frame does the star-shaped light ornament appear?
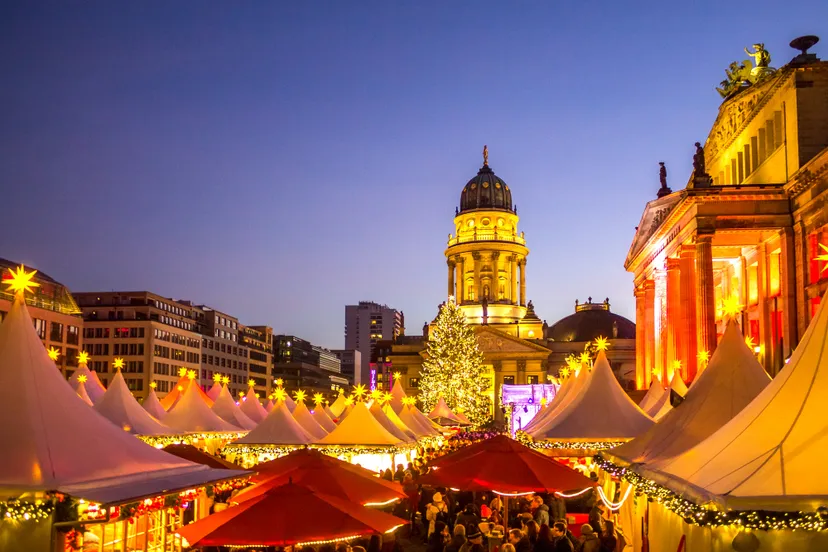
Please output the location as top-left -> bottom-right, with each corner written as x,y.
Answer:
313,393 -> 324,405
77,351 -> 90,365
272,388 -> 287,402
369,389 -> 382,401
274,378 -> 284,388
402,396 -> 415,406
77,375 -> 88,384
47,347 -> 60,361
113,357 -> 125,370
671,359 -> 682,371
294,389 -> 307,403
383,392 -> 393,404
393,372 -> 401,381
3,265 -> 40,296
149,381 -> 157,389
816,243 -> 828,273
745,336 -> 755,350
178,367 -> 188,377
352,384 -> 367,401
221,376 -> 230,385
247,378 -> 256,387
344,396 -> 355,407
651,368 -> 662,382
594,336 -> 609,352
697,350 -> 710,365
186,370 -> 197,380
559,366 -> 571,378
579,352 -> 591,365
540,397 -> 548,407
212,373 -> 223,383
721,295 -> 743,319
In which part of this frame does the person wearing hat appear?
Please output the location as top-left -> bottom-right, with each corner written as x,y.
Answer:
459,529 -> 483,552
426,492 -> 449,537
577,524 -> 600,552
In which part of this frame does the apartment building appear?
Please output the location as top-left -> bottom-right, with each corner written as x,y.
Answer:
241,324 -> 273,397
195,306 -> 248,398
344,301 -> 403,385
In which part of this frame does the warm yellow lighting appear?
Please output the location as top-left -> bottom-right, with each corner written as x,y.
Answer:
816,243 -> 828,273
393,372 -> 401,381
754,345 -> 762,354
697,350 -> 710,364
559,366 -> 571,378
113,357 -> 125,370
77,375 -> 88,384
594,336 -> 609,351
3,265 -> 40,296
294,389 -> 307,403
402,396 -> 416,406
275,378 -> 284,387
221,375 -> 230,385
149,381 -> 157,389
272,388 -> 287,402
186,369 -> 197,380
247,378 -> 256,387
178,367 -> 188,377
369,389 -> 382,401
344,396 -> 354,407
77,351 -> 90,365
672,359 -> 682,371
540,397 -> 548,407
47,347 -> 60,361
579,352 -> 591,364
212,373 -> 222,383
650,368 -> 661,381
721,295 -> 743,318
383,391 -> 393,404
745,336 -> 755,350
353,384 -> 367,400
313,392 -> 324,405
177,385 -> 184,392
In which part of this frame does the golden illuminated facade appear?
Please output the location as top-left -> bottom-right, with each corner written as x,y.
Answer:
626,45 -> 828,389
393,148 -> 549,421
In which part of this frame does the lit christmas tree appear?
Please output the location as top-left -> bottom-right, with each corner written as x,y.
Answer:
418,297 -> 490,426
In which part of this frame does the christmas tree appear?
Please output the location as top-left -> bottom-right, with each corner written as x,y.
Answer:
418,297 -> 491,426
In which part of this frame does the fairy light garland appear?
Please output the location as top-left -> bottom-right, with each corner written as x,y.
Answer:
597,483 -> 633,511
595,456 -> 828,532
554,487 -> 593,499
138,432 -> 246,448
515,431 -> 624,451
1,499 -> 54,522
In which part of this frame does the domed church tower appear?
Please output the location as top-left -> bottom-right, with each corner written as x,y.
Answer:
445,147 -> 543,339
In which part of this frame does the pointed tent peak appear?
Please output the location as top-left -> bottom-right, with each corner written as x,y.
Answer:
329,392 -> 348,417
368,400 -> 413,442
159,375 -> 214,410
233,399 -> 315,445
382,403 -> 419,440
164,375 -> 240,433
668,369 -> 689,397
291,400 -> 328,440
398,404 -> 438,437
638,378 -> 667,414
311,403 -> 337,432
428,396 -> 465,424
212,384 -> 257,431
143,387 -> 167,420
76,380 -> 94,406
317,401 -> 403,446
240,386 -> 269,424
264,399 -> 275,412
206,381 -> 223,401
94,370 -> 170,435
389,374 -> 408,413
68,364 -> 106,404
2,264 -> 40,296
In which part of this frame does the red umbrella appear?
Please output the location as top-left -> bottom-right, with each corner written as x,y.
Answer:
176,481 -> 408,547
235,453 -> 405,506
420,435 -> 594,493
250,448 -> 379,483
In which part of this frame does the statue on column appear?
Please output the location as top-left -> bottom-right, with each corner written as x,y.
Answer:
657,162 -> 673,198
691,142 -> 712,188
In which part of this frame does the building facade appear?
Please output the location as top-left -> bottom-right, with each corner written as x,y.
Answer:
331,349 -> 360,385
195,306 -> 249,398
242,325 -> 274,397
626,43 -> 828,389
0,259 -> 83,377
344,301 -> 404,385
273,335 -> 349,399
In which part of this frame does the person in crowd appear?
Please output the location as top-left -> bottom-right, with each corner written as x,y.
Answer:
382,469 -> 394,481
445,523 -> 466,552
547,494 -> 566,523
550,522 -> 573,552
459,530 -> 483,552
588,503 -> 604,535
525,521 -> 539,545
402,474 -> 420,534
336,543 -> 352,552
455,503 -> 480,532
490,495 -> 503,513
533,523 -> 554,552
531,496 -> 550,527
427,492 -> 449,536
426,521 -> 448,552
489,508 -> 503,529
554,519 -> 577,549
599,520 -> 617,552
508,528 -> 533,552
367,534 -> 381,552
394,464 -> 406,483
577,524 -> 600,552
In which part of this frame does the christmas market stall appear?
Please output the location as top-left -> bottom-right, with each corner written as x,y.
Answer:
290,390 -> 330,440
0,267 -> 248,552
210,381 -> 257,430
94,365 -> 171,435
68,357 -> 106,404
143,382 -> 168,420
238,380 -> 269,424
159,367 -> 214,410
311,392 -> 338,432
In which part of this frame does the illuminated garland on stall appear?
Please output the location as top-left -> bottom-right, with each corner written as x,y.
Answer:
595,456 -> 828,532
515,431 -> 624,451
1,498 -> 54,522
138,432 -> 246,448
221,444 -> 414,460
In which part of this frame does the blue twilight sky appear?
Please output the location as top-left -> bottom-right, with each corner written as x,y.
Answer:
0,2 -> 824,349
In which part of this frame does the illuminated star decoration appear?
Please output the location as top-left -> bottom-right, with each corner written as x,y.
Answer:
745,336 -> 755,349
651,368 -> 662,382
212,373 -> 222,383
721,295 -> 743,319
313,392 -> 324,405
186,369 -> 197,380
247,378 -> 256,387
47,347 -> 60,361
149,381 -> 157,389
579,352 -> 591,364
274,378 -> 284,387
77,374 -> 87,384
540,397 -> 548,407
294,389 -> 307,403
559,366 -> 571,378
594,336 -> 609,352
113,357 -> 125,370
697,350 -> 710,365
369,389 -> 382,401
221,375 -> 230,385
3,265 -> 40,296
393,372 -> 401,381
272,387 -> 287,402
402,396 -> 415,406
671,359 -> 682,371
816,243 -> 828,273
383,392 -> 393,404
77,351 -> 90,365
178,367 -> 188,377
352,384 -> 367,401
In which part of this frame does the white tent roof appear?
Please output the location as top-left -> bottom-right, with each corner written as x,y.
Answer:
609,320 -> 770,467
284,393 -> 297,413
94,370 -> 170,435
337,403 -> 354,422
317,401 -> 403,446
523,376 -> 570,433
0,293 -> 246,503
428,396 -> 466,424
329,392 -> 347,417
650,372 -> 690,420
69,364 -> 106,404
163,378 -> 241,433
143,388 -> 167,420
649,290 -> 828,511
233,399 -> 315,445
389,376 -> 407,413
311,404 -> 337,432
291,401 -> 329,440
160,376 -> 214,410
206,381 -> 222,401
239,387 -> 268,424
369,401 -> 413,442
528,366 -> 589,438
637,379 -> 666,414
644,385 -> 670,418
532,351 -> 654,441
264,399 -> 274,413
211,385 -> 257,430
383,404 -> 419,439
399,405 -> 438,437
409,403 -> 443,433
76,381 -> 94,406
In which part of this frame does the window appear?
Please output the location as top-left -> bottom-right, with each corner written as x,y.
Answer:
66,348 -> 79,368
503,375 -> 515,385
33,318 -> 47,340
528,375 -> 540,384
50,322 -> 64,342
409,377 -> 420,388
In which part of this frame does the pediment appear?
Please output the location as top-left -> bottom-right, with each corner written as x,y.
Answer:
625,193 -> 686,268
474,327 -> 550,355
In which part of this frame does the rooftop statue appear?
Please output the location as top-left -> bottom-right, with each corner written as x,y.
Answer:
716,43 -> 776,99
745,43 -> 771,68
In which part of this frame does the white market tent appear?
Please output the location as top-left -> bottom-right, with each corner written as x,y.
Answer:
160,375 -> 214,411
206,381 -> 222,401
528,365 -> 590,437
338,403 -> 355,422
94,370 -> 170,435
409,403 -> 444,433
399,404 -> 439,437
264,399 -> 274,413
233,399 -> 315,446
0,291 -> 246,505
607,320 -> 771,467
311,403 -> 337,432
211,384 -> 257,430
143,387 -> 168,420
649,289 -> 828,512
76,380 -> 94,406
531,350 -> 653,441
637,377 -> 666,414
383,404 -> 421,439
523,373 -> 572,434
650,372 -> 690,421
329,392 -> 347,417
69,363 -> 106,404
163,379 -> 241,433
283,393 -> 297,413
369,400 -> 413,442
239,387 -> 268,424
428,396 -> 467,425
389,376 -> 407,414
317,401 -> 403,446
291,399 -> 329,440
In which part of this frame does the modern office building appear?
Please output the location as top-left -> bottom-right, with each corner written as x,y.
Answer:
344,301 -> 403,385
195,306 -> 249,398
273,335 -> 349,398
242,325 -> 273,397
331,349 -> 360,385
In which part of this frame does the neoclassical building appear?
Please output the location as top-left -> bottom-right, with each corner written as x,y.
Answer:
626,40 -> 828,389
391,149 -> 549,422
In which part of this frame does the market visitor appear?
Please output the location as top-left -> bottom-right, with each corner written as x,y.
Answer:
550,522 -> 573,552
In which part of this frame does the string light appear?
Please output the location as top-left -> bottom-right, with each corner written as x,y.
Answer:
295,534 -> 364,547
515,431 -> 624,451
492,490 -> 535,497
363,498 -> 400,507
597,483 -> 633,511
0,499 -> 54,523
555,487 -> 593,498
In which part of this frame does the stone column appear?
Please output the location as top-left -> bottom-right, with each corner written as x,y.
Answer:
472,252 -> 481,302
779,228 -> 798,361
493,360 -> 503,423
510,256 -> 518,304
666,257 -> 682,380
634,285 -> 648,389
679,245 -> 698,380
519,259 -> 527,306
447,259 -> 456,298
643,279 -> 656,387
516,360 -> 526,385
696,234 -> 718,358
757,242 -> 772,373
